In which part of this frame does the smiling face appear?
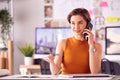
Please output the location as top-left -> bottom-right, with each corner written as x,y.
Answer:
67,8 -> 91,40
70,15 -> 87,39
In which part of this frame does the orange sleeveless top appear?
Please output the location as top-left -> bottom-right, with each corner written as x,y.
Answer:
61,37 -> 90,74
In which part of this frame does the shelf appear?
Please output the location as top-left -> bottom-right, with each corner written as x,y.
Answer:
19,65 -> 41,75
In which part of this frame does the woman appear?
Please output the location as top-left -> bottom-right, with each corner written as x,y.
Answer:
45,8 -> 102,75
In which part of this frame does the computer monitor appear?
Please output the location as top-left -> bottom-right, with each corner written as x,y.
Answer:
34,27 -> 73,58
105,26 -> 120,55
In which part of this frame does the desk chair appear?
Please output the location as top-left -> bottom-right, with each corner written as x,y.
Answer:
39,59 -> 51,75
100,58 -> 120,75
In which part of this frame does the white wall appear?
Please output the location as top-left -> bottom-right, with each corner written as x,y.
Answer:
13,0 -> 44,74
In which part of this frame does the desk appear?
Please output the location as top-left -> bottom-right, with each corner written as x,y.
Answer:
19,65 -> 40,75
0,74 -> 116,80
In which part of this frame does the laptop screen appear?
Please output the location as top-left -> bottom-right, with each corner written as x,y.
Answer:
105,26 -> 120,55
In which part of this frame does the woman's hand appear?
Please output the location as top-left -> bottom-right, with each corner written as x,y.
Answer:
45,53 -> 62,74
84,29 -> 102,74
45,54 -> 55,64
83,29 -> 94,46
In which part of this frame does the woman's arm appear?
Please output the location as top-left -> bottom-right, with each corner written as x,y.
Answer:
89,42 -> 102,74
45,39 -> 66,74
84,29 -> 102,74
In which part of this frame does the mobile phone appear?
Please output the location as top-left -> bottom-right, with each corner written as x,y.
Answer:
83,22 -> 93,40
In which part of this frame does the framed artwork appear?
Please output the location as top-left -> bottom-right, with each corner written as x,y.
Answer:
44,0 -> 53,27
44,5 -> 53,18
44,19 -> 52,27
44,0 -> 53,4
105,26 -> 120,55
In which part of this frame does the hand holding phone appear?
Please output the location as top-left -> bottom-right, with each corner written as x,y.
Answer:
83,22 -> 93,40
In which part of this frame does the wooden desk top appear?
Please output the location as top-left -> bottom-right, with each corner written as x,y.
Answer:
20,65 -> 40,69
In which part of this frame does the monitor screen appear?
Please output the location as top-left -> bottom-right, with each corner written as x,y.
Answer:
35,27 -> 73,55
105,26 -> 120,55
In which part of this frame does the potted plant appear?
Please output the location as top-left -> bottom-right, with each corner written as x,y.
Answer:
18,43 -> 34,65
0,9 -> 13,50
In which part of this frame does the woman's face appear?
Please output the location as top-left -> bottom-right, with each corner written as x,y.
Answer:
70,15 -> 87,38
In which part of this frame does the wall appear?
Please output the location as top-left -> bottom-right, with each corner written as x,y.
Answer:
13,0 -> 44,74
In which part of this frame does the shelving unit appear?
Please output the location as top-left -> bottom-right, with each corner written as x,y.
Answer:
0,40 -> 13,75
19,65 -> 40,75
0,0 -> 13,75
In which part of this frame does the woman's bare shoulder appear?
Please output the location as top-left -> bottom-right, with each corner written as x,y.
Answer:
58,38 -> 67,44
57,38 -> 67,50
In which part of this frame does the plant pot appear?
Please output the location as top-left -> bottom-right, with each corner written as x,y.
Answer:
24,57 -> 33,65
